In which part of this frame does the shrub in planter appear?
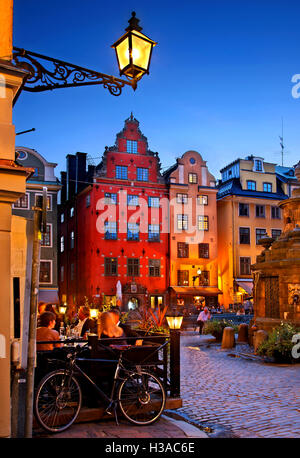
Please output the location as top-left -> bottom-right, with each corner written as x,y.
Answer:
203,319 -> 238,341
256,322 -> 300,364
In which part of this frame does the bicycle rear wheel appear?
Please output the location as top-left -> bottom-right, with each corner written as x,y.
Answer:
34,369 -> 82,433
118,370 -> 166,425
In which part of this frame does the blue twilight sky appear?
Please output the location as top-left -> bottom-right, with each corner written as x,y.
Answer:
12,0 -> 300,182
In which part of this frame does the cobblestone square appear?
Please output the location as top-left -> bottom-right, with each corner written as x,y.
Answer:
178,333 -> 300,438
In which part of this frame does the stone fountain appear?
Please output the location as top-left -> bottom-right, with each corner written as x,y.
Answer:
251,161 -> 300,332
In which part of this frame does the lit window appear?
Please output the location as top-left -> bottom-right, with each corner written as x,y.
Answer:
177,214 -> 188,230
188,173 -> 197,184
41,224 -> 52,247
197,195 -> 208,205
60,213 -> 64,223
198,215 -> 209,231
178,270 -> 189,286
13,193 -> 29,209
60,236 -> 64,253
70,231 -> 75,249
70,207 -> 74,217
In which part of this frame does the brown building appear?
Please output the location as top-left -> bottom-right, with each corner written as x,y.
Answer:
164,150 -> 221,313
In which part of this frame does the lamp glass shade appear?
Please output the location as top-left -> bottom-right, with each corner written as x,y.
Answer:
90,308 -> 99,319
166,315 -> 183,330
59,305 -> 67,314
112,30 -> 156,80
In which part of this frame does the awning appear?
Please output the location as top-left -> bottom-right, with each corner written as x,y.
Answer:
171,287 -> 223,296
38,289 -> 59,304
236,281 -> 253,295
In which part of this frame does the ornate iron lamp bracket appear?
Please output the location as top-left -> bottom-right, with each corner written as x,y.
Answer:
12,47 -> 136,96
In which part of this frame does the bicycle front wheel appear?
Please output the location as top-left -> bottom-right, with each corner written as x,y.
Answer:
118,370 -> 166,425
34,369 -> 82,433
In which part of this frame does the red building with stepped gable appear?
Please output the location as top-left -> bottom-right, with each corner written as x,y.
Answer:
58,115 -> 169,312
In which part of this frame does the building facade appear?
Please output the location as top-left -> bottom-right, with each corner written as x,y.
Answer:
13,147 -> 61,304
217,155 -> 290,308
58,115 -> 169,312
164,150 -> 220,312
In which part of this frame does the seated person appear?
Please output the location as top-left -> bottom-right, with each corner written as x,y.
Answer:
109,308 -> 142,345
36,311 -> 62,351
97,311 -> 127,345
72,305 -> 97,338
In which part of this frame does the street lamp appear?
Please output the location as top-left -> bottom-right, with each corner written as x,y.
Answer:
112,11 -> 157,89
12,12 -> 156,98
166,308 -> 183,398
58,303 -> 67,315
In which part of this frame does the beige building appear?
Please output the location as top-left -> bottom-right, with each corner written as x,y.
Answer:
217,155 -> 292,309
164,150 -> 221,312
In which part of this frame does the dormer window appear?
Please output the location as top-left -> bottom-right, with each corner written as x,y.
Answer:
254,159 -> 263,172
127,140 -> 137,154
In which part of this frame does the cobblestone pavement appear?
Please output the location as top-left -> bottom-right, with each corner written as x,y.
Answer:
177,333 -> 300,438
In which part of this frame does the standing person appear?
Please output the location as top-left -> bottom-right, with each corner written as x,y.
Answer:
36,311 -> 62,351
196,307 -> 211,335
72,306 -> 97,337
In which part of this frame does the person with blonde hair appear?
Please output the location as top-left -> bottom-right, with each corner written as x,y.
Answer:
97,311 -> 127,343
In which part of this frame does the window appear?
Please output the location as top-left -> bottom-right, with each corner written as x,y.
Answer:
41,224 -> 52,247
137,167 -> 148,182
35,194 -> 52,211
199,243 -> 209,259
239,227 -> 250,244
272,229 -> 282,240
256,205 -> 265,218
116,165 -> 128,180
104,193 -> 117,204
240,257 -> 251,275
254,159 -> 263,171
263,182 -> 272,192
127,258 -> 140,277
176,193 -> 188,204
60,213 -> 64,223
39,261 -> 51,283
104,221 -> 117,240
70,207 -> 74,218
70,231 -> 75,249
128,195 -> 139,206
149,259 -> 160,277
188,173 -> 197,184
197,195 -> 208,205
127,140 -> 138,154
148,196 -> 160,208
13,193 -> 29,209
127,222 -> 139,241
271,206 -> 281,219
198,215 -> 209,231
256,228 -> 267,244
86,194 -> 91,207
247,180 -> 256,191
70,263 -> 75,281
177,242 -> 189,258
178,270 -> 189,286
199,270 -> 210,286
177,214 -> 188,230
104,257 -> 118,276
60,266 -> 64,283
148,224 -> 160,242
60,236 -> 64,253
239,203 -> 249,217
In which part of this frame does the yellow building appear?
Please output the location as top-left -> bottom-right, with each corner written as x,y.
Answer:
164,150 -> 221,312
217,155 -> 295,309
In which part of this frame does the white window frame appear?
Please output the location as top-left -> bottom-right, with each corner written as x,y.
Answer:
41,223 -> 53,248
35,193 -> 52,211
13,192 -> 30,210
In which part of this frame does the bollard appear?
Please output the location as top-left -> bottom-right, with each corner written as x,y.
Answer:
248,323 -> 258,346
221,327 -> 235,349
254,330 -> 268,354
237,323 -> 249,343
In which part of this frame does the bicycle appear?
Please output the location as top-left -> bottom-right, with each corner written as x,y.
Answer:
34,342 -> 166,433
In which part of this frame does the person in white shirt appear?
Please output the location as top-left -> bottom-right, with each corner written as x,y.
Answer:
72,306 -> 97,338
197,307 -> 211,335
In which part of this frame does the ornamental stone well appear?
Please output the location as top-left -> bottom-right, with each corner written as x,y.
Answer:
251,161 -> 300,332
